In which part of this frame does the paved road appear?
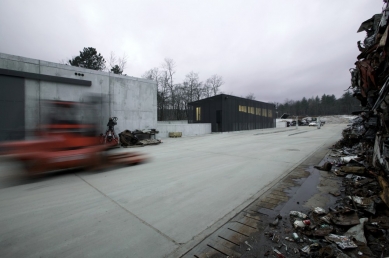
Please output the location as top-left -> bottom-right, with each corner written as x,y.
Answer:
0,125 -> 345,257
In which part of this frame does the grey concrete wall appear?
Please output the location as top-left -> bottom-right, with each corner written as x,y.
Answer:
0,53 -> 157,134
156,123 -> 211,138
157,120 -> 188,124
276,121 -> 287,128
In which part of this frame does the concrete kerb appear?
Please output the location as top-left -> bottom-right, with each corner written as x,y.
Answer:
253,127 -> 297,135
208,127 -> 297,136
168,134 -> 334,258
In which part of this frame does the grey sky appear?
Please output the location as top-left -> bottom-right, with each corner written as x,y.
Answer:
0,0 -> 383,103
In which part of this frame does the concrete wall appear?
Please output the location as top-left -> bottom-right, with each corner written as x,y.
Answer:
0,53 -> 157,133
156,122 -> 211,138
157,120 -> 188,124
276,121 -> 287,128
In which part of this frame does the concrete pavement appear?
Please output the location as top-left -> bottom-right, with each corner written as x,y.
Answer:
0,125 -> 346,257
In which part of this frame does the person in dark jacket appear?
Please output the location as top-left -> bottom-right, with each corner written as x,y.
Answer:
107,117 -> 117,130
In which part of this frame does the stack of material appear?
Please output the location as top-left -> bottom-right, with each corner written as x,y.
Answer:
351,4 -> 389,108
168,132 -> 182,138
119,130 -> 161,147
345,2 -> 389,207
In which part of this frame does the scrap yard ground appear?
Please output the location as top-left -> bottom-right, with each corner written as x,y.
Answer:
0,124 -> 346,257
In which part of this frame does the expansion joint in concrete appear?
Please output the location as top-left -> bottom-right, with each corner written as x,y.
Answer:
74,173 -> 179,245
175,139 -> 335,257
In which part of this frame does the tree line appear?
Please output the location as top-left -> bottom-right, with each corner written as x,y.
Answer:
66,47 -> 360,120
275,91 -> 360,118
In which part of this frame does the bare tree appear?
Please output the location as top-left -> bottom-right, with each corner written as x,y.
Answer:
205,74 -> 224,96
203,83 -> 213,98
109,52 -> 128,74
142,67 -> 159,81
160,58 -> 179,118
246,93 -> 256,100
143,58 -> 225,121
183,71 -> 203,102
142,68 -> 171,120
161,58 -> 176,91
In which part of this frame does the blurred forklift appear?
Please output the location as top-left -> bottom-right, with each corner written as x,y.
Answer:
0,97 -> 146,176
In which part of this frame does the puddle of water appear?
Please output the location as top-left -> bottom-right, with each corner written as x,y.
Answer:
279,167 -> 321,217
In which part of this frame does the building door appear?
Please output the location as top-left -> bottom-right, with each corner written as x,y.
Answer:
0,75 -> 25,141
216,110 -> 222,132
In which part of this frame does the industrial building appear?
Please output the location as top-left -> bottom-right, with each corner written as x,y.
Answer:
188,94 -> 275,132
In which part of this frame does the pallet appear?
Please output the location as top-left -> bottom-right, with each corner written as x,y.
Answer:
168,132 -> 182,138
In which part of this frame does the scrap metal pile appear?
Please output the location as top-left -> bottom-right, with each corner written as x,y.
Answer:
262,142 -> 389,257
267,148 -> 389,257
347,1 -> 389,213
262,4 -> 389,257
119,129 -> 161,147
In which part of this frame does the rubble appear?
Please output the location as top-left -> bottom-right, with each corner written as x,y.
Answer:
241,4 -> 389,256
345,218 -> 369,244
262,138 -> 389,257
313,207 -> 326,215
325,234 -> 358,249
119,129 -> 161,147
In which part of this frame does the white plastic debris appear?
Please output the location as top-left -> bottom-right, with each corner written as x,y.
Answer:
320,214 -> 332,224
345,218 -> 368,244
340,156 -> 358,163
301,245 -> 310,254
313,207 -> 326,214
289,211 -> 308,219
293,220 -> 306,228
245,241 -> 253,249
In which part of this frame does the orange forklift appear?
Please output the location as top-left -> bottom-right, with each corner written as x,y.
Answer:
0,99 -> 146,175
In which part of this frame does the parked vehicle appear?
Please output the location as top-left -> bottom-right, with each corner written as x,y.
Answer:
309,121 -> 325,127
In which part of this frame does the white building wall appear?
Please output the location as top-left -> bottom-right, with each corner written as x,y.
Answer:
156,122 -> 211,138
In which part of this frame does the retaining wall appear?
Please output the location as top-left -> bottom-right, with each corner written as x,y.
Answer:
156,122 -> 211,138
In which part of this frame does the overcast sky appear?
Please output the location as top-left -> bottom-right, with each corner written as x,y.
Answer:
0,0 -> 384,103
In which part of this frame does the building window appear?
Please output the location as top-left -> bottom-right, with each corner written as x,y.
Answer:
268,109 -> 273,117
262,108 -> 267,117
248,107 -> 254,114
196,107 -> 201,121
239,105 -> 247,112
256,108 -> 261,115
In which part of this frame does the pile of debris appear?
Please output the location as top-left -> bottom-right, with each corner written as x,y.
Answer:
119,129 -> 161,147
261,3 -> 389,257
264,140 -> 389,257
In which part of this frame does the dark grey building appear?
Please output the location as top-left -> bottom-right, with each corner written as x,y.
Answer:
188,94 -> 275,132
